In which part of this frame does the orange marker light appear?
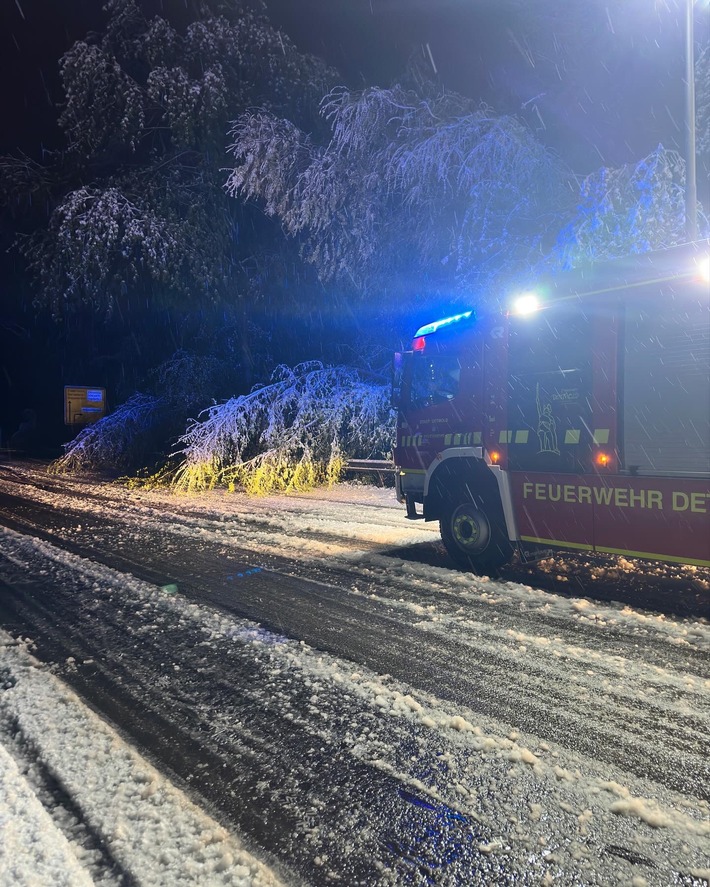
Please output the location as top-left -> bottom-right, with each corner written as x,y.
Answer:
489,451 -> 501,464
596,451 -> 611,467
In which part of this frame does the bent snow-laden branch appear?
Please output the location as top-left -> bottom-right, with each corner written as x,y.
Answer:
49,394 -> 163,474
172,362 -> 393,494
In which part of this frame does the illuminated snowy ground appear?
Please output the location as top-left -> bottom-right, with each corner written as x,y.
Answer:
0,633 -> 287,887
0,462 -> 708,885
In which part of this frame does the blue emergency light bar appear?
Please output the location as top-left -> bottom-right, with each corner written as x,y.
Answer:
414,310 -> 475,338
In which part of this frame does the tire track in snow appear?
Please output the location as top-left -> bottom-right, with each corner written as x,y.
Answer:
1,528 -> 709,886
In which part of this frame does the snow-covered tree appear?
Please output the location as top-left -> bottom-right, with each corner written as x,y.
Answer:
49,393 -> 163,474
225,31 -> 710,301
226,83 -> 572,304
49,349 -> 241,474
551,146 -> 708,269
11,0 -> 334,322
172,362 -> 393,494
697,42 -> 710,168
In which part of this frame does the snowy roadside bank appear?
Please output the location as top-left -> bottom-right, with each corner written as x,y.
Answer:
0,740 -> 93,887
0,632 -> 291,887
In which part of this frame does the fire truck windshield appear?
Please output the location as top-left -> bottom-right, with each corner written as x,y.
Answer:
407,351 -> 461,410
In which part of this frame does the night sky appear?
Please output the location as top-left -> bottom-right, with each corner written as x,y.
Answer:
0,0 -> 701,172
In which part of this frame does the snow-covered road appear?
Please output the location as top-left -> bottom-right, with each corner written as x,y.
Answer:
0,461 -> 708,886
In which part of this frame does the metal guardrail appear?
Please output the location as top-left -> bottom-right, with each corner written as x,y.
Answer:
345,459 -> 395,473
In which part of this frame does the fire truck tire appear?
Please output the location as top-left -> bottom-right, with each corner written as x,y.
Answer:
439,498 -> 513,574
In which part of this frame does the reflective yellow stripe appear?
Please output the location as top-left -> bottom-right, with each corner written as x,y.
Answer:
514,430 -> 529,444
443,432 -> 481,447
520,535 -> 593,551
565,429 -> 581,444
593,429 -> 610,444
520,536 -> 709,567
595,546 -> 710,567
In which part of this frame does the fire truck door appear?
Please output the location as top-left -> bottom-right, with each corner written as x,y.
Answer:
507,308 -> 596,548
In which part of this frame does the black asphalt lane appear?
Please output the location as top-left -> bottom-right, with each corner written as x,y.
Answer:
0,565 -> 518,886
0,487 -> 708,805
2,458 -> 708,620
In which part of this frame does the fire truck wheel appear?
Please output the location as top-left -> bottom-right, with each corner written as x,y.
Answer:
440,499 -> 513,574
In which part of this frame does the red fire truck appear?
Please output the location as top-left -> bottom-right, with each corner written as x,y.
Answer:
393,241 -> 710,573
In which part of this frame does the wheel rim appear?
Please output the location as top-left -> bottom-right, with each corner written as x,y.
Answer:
451,504 -> 491,553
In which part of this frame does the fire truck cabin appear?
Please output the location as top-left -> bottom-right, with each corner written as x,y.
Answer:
393,241 -> 710,573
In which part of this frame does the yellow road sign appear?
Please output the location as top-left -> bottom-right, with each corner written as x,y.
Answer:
64,386 -> 106,425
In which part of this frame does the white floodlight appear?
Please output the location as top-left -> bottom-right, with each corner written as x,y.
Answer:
697,254 -> 710,284
511,292 -> 541,316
